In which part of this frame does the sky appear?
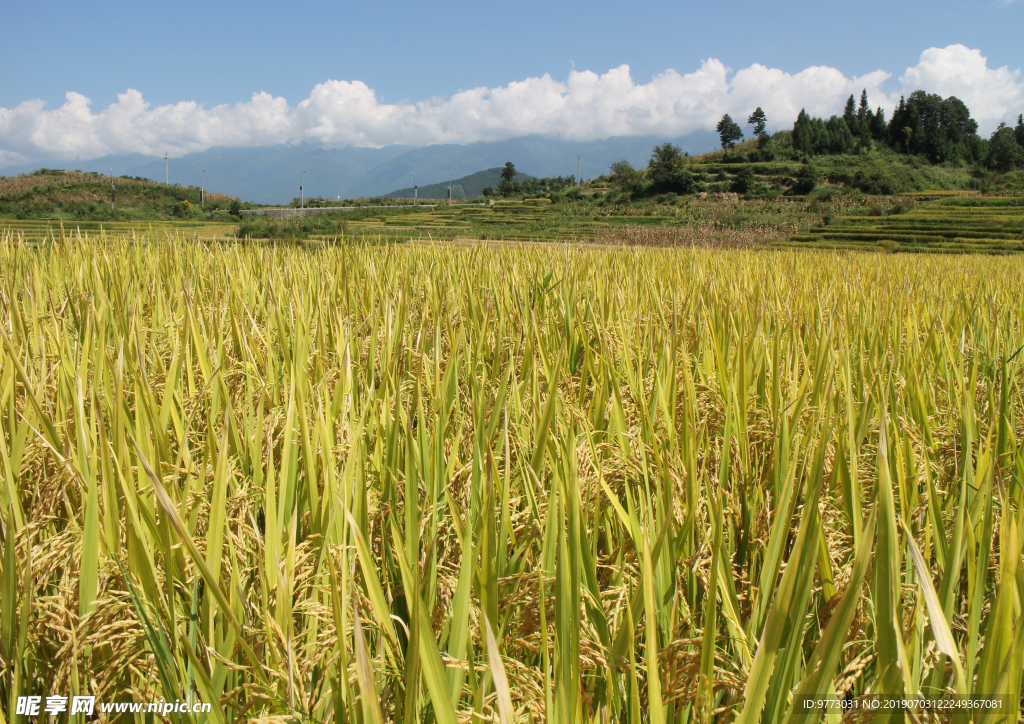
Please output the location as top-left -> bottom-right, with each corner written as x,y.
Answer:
1,0 -> 1022,167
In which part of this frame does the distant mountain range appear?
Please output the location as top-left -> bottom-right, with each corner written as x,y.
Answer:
383,167 -> 537,200
0,131 -> 718,204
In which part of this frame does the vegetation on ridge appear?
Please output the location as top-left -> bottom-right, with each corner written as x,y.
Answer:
0,169 -> 241,221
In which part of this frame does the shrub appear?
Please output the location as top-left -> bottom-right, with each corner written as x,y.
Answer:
792,164 -> 819,194
609,159 -> 643,192
647,144 -> 694,193
732,168 -> 755,195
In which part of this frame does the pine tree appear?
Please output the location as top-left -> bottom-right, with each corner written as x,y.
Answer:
716,114 -> 744,150
843,95 -> 857,126
857,90 -> 869,122
792,109 -> 827,156
888,97 -> 908,150
827,115 -> 855,154
872,107 -> 887,140
747,107 -> 768,150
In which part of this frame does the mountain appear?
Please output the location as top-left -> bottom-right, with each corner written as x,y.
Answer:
349,133 -> 718,199
0,145 -> 411,205
0,132 -> 718,204
383,167 -> 537,199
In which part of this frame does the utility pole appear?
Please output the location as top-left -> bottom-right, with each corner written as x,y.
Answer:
201,170 -> 205,207
413,172 -> 417,206
107,166 -> 115,208
577,155 -> 581,185
301,170 -> 306,211
448,173 -> 453,207
165,152 -> 168,184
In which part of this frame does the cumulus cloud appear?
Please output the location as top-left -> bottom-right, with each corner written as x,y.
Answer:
899,45 -> 1022,130
1,44 -> 1021,166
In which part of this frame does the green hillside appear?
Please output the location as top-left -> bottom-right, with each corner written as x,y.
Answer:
383,167 -> 536,200
0,168 -> 241,221
780,195 -> 1024,253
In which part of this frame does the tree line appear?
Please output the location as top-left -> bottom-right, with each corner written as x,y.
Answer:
485,93 -> 1024,202
605,90 -> 1022,197
714,90 -> 1023,171
482,162 -> 578,198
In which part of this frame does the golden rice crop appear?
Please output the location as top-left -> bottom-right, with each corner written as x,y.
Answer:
2,230 -> 1024,723
594,221 -> 799,248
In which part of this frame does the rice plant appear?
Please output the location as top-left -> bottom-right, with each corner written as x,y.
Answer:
2,230 -> 1024,723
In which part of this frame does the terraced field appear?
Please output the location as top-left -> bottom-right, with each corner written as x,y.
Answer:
336,199 -> 609,242
0,202 -> 708,245
8,195 -> 1022,253
0,218 -> 239,240
308,199 -> 803,244
782,196 -> 1024,253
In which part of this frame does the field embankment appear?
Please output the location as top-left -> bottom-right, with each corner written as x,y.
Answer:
784,195 -> 1024,252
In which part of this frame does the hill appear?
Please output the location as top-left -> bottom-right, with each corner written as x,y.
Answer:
0,168 -> 237,220
382,167 -> 537,199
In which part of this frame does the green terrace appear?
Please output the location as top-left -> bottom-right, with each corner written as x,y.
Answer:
780,196 -> 1024,253
311,199 -> 688,242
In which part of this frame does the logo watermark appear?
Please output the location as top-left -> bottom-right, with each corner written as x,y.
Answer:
15,696 -> 212,718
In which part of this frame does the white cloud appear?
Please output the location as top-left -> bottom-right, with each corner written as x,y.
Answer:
1,44 -> 1021,166
899,45 -> 1022,131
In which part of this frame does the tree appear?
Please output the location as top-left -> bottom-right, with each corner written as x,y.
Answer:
887,91 -> 980,163
747,107 -> 768,149
792,110 -> 826,156
716,114 -> 744,150
793,163 -> 819,194
498,162 -> 519,196
850,90 -> 874,144
825,116 -> 855,154
987,123 -> 1023,172
792,110 -> 855,156
647,143 -> 693,193
857,90 -> 870,123
609,159 -> 642,191
871,106 -> 887,141
732,167 -> 755,195
1016,114 -> 1024,148
843,95 -> 857,126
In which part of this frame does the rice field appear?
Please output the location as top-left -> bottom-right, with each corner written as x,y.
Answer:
0,219 -> 240,241
2,232 -> 1024,723
1,196 -> 818,247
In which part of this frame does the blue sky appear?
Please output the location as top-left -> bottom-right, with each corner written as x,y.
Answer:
1,0 -> 1022,166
